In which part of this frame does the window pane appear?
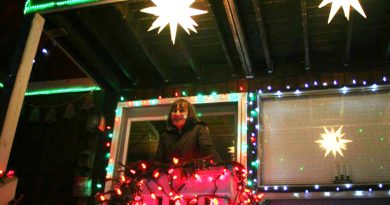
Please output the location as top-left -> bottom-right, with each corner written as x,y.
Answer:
261,92 -> 390,184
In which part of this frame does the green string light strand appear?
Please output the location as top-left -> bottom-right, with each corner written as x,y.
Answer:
24,0 -> 100,14
247,93 -> 259,188
23,92 -> 91,109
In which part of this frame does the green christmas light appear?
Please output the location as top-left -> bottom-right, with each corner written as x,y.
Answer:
250,110 -> 257,117
106,164 -> 113,174
24,0 -> 100,14
108,133 -> 113,138
120,96 -> 125,101
196,93 -> 205,102
251,161 -> 257,167
247,180 -> 253,187
149,99 -> 159,105
133,101 -> 141,106
96,183 -> 102,189
25,86 -> 101,96
105,153 -> 110,159
0,82 -> 3,88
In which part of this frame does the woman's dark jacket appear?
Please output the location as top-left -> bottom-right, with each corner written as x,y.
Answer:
154,122 -> 221,164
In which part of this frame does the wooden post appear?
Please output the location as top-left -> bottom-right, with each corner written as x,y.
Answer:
0,13 -> 45,171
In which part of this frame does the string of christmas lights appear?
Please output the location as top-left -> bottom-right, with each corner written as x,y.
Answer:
98,84 -> 390,202
246,93 -> 259,188
96,158 -> 264,205
0,169 -> 15,184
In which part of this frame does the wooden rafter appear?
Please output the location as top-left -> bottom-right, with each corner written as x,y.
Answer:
177,34 -> 201,78
385,40 -> 390,62
344,12 -> 354,67
301,0 -> 310,70
44,32 -> 104,89
49,14 -> 121,91
204,0 -> 236,77
114,4 -> 171,83
223,0 -> 253,77
251,0 -> 273,74
78,10 -> 137,85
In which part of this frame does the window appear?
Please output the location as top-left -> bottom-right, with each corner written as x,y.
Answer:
260,91 -> 390,185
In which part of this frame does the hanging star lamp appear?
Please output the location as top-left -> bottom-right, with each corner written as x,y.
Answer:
315,126 -> 352,158
141,0 -> 207,44
319,0 -> 367,23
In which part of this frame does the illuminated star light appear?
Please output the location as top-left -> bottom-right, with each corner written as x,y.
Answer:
141,0 -> 207,44
316,126 -> 352,158
319,0 -> 366,23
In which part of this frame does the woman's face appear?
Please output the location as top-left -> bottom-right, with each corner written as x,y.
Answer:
171,103 -> 188,130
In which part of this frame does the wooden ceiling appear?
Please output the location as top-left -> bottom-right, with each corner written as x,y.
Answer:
34,0 -> 390,92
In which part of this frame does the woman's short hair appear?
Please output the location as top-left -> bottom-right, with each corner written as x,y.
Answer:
167,99 -> 199,130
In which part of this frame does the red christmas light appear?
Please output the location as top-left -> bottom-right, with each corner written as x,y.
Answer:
173,157 -> 179,165
153,171 -> 160,178
99,195 -> 106,202
168,168 -> 174,174
194,174 -> 200,181
189,198 -> 197,204
115,188 -> 122,195
6,170 -> 14,178
250,136 -> 256,143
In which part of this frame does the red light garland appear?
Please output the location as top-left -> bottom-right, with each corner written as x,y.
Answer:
96,158 -> 264,204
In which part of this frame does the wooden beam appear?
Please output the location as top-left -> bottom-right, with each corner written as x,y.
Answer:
114,4 -> 171,82
49,14 -> 121,91
344,12 -> 354,67
204,0 -> 236,77
301,0 -> 310,70
78,10 -> 137,85
251,0 -> 273,74
44,30 -> 105,89
223,0 -> 254,77
177,34 -> 201,78
0,13 -> 44,170
385,40 -> 390,62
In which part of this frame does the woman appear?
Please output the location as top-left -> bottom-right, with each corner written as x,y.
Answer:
154,99 -> 221,164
